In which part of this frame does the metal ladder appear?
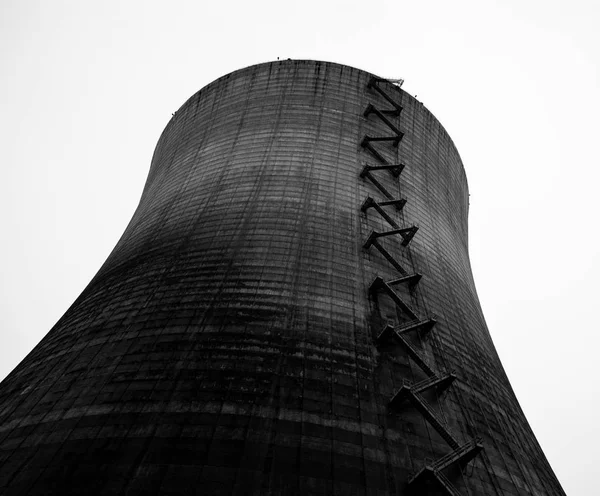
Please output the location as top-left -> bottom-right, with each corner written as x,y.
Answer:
360,76 -> 483,494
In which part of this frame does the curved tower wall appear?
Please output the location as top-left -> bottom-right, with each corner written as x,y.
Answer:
0,61 -> 564,495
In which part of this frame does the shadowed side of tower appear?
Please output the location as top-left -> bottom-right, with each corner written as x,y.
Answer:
0,61 -> 564,495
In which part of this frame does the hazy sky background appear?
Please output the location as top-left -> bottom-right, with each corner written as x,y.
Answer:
1,1 -> 598,493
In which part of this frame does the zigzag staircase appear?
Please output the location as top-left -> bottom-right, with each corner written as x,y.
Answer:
360,77 -> 483,494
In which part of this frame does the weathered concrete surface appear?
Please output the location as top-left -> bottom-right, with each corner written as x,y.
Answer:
0,60 -> 564,495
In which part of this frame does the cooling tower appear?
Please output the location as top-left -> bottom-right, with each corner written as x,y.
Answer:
0,60 -> 564,495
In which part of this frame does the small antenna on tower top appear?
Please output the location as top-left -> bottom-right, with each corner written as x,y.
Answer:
385,78 -> 404,87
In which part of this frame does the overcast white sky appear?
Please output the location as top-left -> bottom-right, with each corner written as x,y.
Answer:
1,1 -> 598,493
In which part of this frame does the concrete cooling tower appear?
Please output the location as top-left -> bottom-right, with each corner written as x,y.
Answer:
0,60 -> 565,495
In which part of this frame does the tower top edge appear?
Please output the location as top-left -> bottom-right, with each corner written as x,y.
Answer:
203,59 -> 385,91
